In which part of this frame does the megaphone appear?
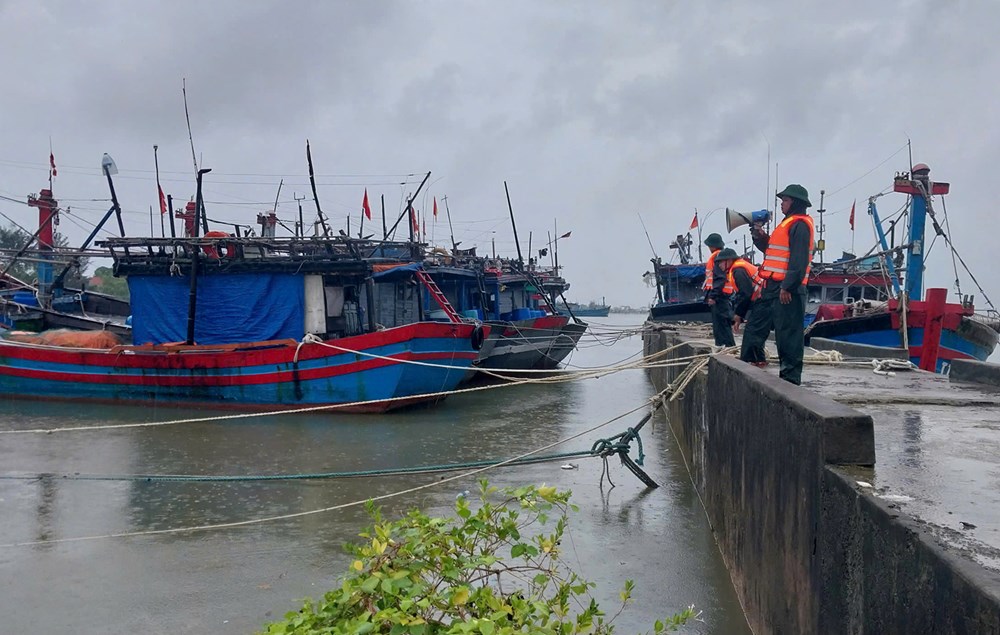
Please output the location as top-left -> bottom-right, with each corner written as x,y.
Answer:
725,208 -> 771,233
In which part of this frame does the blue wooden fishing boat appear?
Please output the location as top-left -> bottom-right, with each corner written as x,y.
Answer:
806,164 -> 1000,372
0,188 -> 487,412
423,256 -> 586,373
560,298 -> 610,318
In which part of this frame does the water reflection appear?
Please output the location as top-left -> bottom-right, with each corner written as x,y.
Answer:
0,316 -> 749,634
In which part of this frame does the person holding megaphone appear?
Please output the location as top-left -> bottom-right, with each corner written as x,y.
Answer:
737,184 -> 816,385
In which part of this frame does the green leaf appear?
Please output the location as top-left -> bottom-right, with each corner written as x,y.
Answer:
360,576 -> 379,593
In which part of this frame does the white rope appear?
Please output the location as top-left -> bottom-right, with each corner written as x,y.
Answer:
0,338 -> 709,435
872,358 -> 916,377
0,387 -> 671,548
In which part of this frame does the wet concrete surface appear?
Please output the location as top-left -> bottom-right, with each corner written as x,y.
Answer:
799,362 -> 1000,572
694,317 -> 1000,574
0,315 -> 749,634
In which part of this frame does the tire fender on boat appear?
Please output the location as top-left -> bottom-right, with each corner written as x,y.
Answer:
470,325 -> 485,350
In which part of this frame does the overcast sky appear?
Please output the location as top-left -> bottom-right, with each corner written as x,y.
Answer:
1,0 -> 997,312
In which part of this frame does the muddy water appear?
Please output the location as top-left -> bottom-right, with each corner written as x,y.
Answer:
0,314 -> 749,634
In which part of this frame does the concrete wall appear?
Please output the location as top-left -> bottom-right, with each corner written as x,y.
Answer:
950,358 -> 1000,388
644,326 -> 1000,634
820,468 -> 1000,634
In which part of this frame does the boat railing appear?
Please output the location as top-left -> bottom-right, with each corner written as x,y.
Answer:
96,236 -> 422,276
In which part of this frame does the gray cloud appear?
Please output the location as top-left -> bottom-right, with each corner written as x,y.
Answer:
1,0 -> 997,323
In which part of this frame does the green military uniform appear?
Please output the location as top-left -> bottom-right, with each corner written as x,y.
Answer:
740,185 -> 813,384
709,247 -> 739,347
703,235 -> 734,347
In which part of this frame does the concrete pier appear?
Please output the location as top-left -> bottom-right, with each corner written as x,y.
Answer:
644,324 -> 1000,635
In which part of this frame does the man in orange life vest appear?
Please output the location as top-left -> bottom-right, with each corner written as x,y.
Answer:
722,249 -> 766,363
739,184 -> 815,385
702,233 -> 734,346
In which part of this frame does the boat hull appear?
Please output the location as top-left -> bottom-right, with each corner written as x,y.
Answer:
563,307 -> 609,318
476,315 -> 570,371
0,322 -> 483,413
649,301 -> 712,323
535,321 -> 587,369
806,312 -> 998,373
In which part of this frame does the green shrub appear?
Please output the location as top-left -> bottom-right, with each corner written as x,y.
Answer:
262,481 -> 695,634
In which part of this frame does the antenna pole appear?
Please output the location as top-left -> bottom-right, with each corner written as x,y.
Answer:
385,172 -> 431,240
182,79 -> 199,176
637,212 -> 658,259
817,189 -> 826,263
444,195 -> 458,253
153,145 -> 166,237
381,194 -> 387,239
167,194 -> 176,238
503,181 -> 524,268
305,140 -> 330,236
554,219 -> 559,275
294,193 -> 305,238
186,167 -> 211,345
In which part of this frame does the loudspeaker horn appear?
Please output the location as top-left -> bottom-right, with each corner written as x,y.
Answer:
725,208 -> 771,233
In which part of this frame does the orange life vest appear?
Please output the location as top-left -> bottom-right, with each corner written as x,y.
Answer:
702,250 -> 720,291
759,215 -> 815,285
727,258 -> 763,300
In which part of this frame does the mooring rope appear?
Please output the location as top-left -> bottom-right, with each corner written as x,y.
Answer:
0,387 -> 670,548
0,338 -> 704,435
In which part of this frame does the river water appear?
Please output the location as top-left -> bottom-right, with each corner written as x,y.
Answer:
0,314 -> 749,634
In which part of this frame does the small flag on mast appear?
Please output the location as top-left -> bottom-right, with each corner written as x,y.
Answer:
849,200 -> 856,231
559,231 -> 572,239
433,197 -> 438,219
49,152 -> 57,178
158,186 -> 167,214
690,212 -> 698,230
362,189 -> 371,220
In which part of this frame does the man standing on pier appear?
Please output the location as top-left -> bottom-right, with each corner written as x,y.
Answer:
724,250 -> 764,364
740,184 -> 815,384
703,233 -> 735,347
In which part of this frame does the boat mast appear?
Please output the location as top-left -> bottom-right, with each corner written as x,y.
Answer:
443,195 -> 458,254
186,168 -> 211,345
305,140 -> 331,237
503,181 -> 524,270
897,163 -> 949,302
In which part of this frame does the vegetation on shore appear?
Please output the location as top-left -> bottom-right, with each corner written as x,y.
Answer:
261,482 -> 695,634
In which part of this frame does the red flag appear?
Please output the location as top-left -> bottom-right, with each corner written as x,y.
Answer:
362,189 -> 371,220
410,207 -> 419,235
849,200 -> 856,231
158,186 -> 167,214
433,196 -> 438,219
559,231 -> 572,239
690,212 -> 698,230
49,152 -> 57,177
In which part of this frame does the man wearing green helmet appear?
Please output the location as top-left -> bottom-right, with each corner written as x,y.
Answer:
702,233 -> 735,347
739,184 -> 816,384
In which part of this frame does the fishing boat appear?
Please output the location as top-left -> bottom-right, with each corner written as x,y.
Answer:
0,187 -> 487,412
422,253 -> 586,373
560,298 -> 610,318
806,164 -> 1000,372
0,187 -> 132,335
646,219 -> 895,325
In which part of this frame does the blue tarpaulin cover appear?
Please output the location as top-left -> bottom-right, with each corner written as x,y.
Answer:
129,273 -> 305,345
372,262 -> 421,281
675,265 -> 704,281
